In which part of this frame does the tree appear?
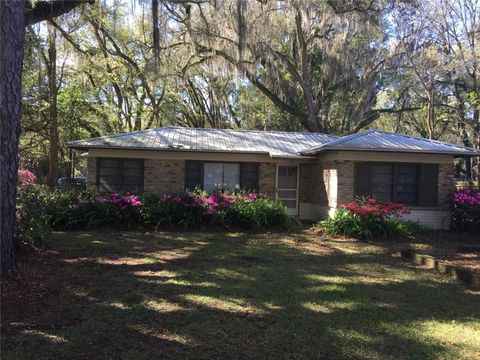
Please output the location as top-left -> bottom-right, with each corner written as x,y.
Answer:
385,0 -> 479,178
1,0 -> 93,274
175,0 -> 408,133
47,22 -> 59,188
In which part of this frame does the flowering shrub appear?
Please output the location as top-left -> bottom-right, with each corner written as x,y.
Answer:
94,193 -> 143,208
18,169 -> 36,186
452,188 -> 480,205
16,185 -> 51,248
47,190 -> 296,230
318,198 -> 420,240
341,198 -> 410,218
139,191 -> 296,230
51,192 -> 144,229
450,188 -> 480,231
139,192 -> 231,227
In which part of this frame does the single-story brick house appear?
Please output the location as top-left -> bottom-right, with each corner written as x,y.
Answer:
67,127 -> 480,230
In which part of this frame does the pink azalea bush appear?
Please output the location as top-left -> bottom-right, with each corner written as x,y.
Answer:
452,189 -> 480,205
15,169 -> 51,247
450,188 -> 480,230
94,193 -> 142,209
18,169 -> 36,186
51,192 -> 144,229
50,190 -> 296,230
141,191 -> 287,228
159,192 -> 252,217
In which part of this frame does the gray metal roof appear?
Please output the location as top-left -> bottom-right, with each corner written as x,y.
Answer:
301,129 -> 480,156
66,126 -> 338,158
67,127 -> 480,158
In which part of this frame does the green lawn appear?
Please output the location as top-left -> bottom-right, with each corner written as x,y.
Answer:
1,231 -> 479,360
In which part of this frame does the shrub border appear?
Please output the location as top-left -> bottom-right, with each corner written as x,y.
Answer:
400,248 -> 480,289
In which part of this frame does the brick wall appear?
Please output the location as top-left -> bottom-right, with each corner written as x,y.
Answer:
320,160 -> 451,210
299,162 -> 328,205
87,156 -> 97,189
335,160 -> 355,205
87,155 -> 452,213
88,157 -> 278,196
258,162 -> 276,198
144,159 -> 185,194
299,164 -> 312,202
438,163 -> 454,208
322,162 -> 337,208
320,160 -> 354,208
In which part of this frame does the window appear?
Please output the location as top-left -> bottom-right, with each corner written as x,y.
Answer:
97,158 -> 143,192
203,163 -> 240,193
396,165 -> 419,204
355,162 -> 438,206
371,164 -> 394,201
185,161 -> 258,192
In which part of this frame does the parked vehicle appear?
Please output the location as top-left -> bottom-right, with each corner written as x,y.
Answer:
57,177 -> 87,190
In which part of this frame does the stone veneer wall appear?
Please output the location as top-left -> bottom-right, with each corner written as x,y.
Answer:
258,162 -> 276,198
144,159 -> 185,195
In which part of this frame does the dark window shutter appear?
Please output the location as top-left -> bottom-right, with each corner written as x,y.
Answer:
240,163 -> 258,191
185,161 -> 203,191
419,164 -> 438,206
354,162 -> 371,198
97,158 -> 143,192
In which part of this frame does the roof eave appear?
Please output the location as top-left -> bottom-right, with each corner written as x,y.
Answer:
270,154 -> 317,160
66,144 -> 295,157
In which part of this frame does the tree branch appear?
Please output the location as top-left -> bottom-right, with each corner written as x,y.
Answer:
25,0 -> 94,26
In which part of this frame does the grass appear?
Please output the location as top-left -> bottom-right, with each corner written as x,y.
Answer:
1,230 -> 479,360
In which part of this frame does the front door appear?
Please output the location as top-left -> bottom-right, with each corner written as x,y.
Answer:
276,165 -> 299,215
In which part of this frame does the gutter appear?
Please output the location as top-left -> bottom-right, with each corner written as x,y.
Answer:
66,145 -> 317,160
301,147 -> 480,157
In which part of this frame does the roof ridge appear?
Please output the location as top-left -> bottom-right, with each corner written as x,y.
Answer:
302,129 -> 376,153
67,126 -> 338,145
165,125 -> 336,136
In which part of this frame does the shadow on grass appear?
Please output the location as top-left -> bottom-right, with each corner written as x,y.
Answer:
1,231 -> 479,360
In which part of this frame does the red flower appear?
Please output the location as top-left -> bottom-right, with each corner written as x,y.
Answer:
341,198 -> 410,218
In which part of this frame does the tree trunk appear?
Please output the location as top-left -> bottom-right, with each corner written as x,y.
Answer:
473,108 -> 480,182
0,1 -> 25,274
453,82 -> 472,179
295,9 -> 319,132
426,89 -> 435,139
47,22 -> 58,189
48,23 -> 58,189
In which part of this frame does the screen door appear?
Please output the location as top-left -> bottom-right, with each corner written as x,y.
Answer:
276,165 -> 299,215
